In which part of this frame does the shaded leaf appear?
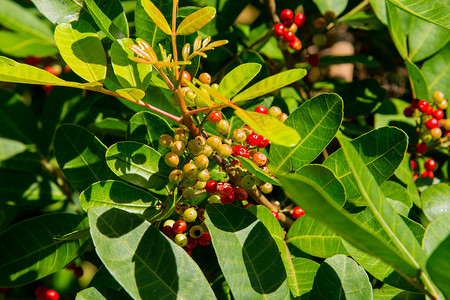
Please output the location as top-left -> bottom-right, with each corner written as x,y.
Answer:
84,0 -> 128,40
0,31 -> 57,58
381,181 -> 412,216
422,214 -> 450,255
313,0 -> 348,16
177,7 -> 216,35
30,0 -> 81,24
289,257 -> 320,298
405,58 -> 429,100
140,0 -> 171,35
422,44 -> 450,97
238,157 -> 280,185
386,1 -> 408,58
319,54 -> 380,67
218,63 -> 262,99
426,235 -> 450,298
421,183 -> 450,222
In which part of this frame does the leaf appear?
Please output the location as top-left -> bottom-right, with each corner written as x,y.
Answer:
323,127 -> 408,203
80,180 -> 162,221
339,12 -> 385,31
232,68 -> 307,102
373,285 -> 425,299
217,63 -> 262,99
422,214 -> 450,255
54,20 -> 107,82
88,265 -> 123,291
116,88 -> 146,101
381,181 -> 412,216
76,286 -> 132,300
289,257 -> 320,298
405,58 -> 429,100
313,0 -> 348,16
394,154 -> 421,207
54,124 -> 114,192
177,7 -> 216,35
140,0 -> 172,35
135,0 -> 171,49
30,0 -> 81,24
422,44 -> 450,97
0,213 -> 89,287
287,215 -> 349,258
238,157 -> 280,185
386,1 -> 408,58
270,93 -> 343,173
310,255 -> 373,300
421,183 -> 450,222
205,204 -> 290,299
105,141 -> 170,190
386,0 -> 449,30
84,0 -> 128,40
234,109 -> 300,147
127,111 -> 174,153
319,54 -> 380,67
278,172 -> 420,277
89,206 -> 216,299
0,31 -> 57,58
426,235 -> 450,298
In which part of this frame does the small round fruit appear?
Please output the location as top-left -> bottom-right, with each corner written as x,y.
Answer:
421,170 -> 434,178
425,118 -> 439,129
432,109 -> 444,120
163,219 -> 175,227
198,72 -> 211,85
241,175 -> 256,189
294,13 -> 306,27
283,30 -> 295,43
312,34 -> 327,47
252,152 -> 268,167
45,290 -> 59,300
208,111 -> 222,123
426,106 -> 434,115
174,234 -> 188,247
216,119 -> 230,134
183,207 -> 198,222
221,192 -> 235,204
246,133 -> 263,146
66,262 -> 76,270
170,140 -> 186,156
198,232 -> 211,246
202,144 -> 213,157
197,169 -> 210,181
169,169 -> 183,184
417,100 -> 429,113
232,129 -> 247,143
207,136 -> 222,150
217,144 -> 232,158
271,211 -> 279,220
410,160 -> 417,170
255,105 -> 268,114
273,23 -> 285,36
206,180 -> 217,193
234,187 -> 248,200
180,71 -> 191,87
313,17 -> 327,29
308,54 -> 320,66
415,142 -> 428,155
292,206 -> 305,219
422,133 -> 432,143
173,220 -> 187,234
232,145 -> 249,158
243,126 -> 254,135
208,194 -> 222,204
35,286 -> 48,299
217,182 -> 233,196
431,128 -> 442,140
195,155 -> 209,170
73,267 -> 83,278
164,152 -> 179,168
175,203 -> 189,215
280,9 -> 294,21
444,119 -> 450,131
277,113 -> 288,122
403,106 -> 413,117
183,163 -> 198,178
189,225 -> 204,238
159,134 -> 173,148
268,106 -> 282,117
424,158 -> 436,171
198,208 -> 206,221
433,91 -> 445,103
186,236 -> 197,249
194,180 -> 206,190
260,182 -> 273,194
182,187 -> 195,200
257,136 -> 269,148
289,38 -> 302,51
437,99 -> 448,110
188,139 -> 203,156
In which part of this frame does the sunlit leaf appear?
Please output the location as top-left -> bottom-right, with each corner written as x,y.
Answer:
422,214 -> 450,255
218,63 -> 261,99
140,0 -> 171,35
177,7 -> 216,35
238,157 -> 280,185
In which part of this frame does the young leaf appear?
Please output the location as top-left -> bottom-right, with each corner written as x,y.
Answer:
205,204 -> 290,299
270,93 -> 343,173
0,214 -> 89,287
426,235 -> 450,298
84,0 -> 128,41
421,183 -> 450,222
140,0 -> 172,35
89,207 -> 216,299
54,124 -> 115,193
422,214 -> 450,255
54,20 -> 107,82
422,45 -> 450,97
234,109 -> 300,147
238,157 -> 280,185
177,7 -> 216,35
135,0 -> 170,49
232,68 -> 307,102
218,63 -> 261,99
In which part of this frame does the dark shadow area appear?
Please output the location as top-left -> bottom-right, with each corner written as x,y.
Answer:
70,35 -> 108,66
206,204 -> 255,232
310,262 -> 344,299
96,207 -> 144,238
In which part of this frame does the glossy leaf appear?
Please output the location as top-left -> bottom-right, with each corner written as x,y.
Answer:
205,204 -> 290,299
141,0 -> 171,35
323,127 -> 408,203
54,20 -> 107,82
422,214 -> 450,255
313,0 -> 348,16
287,215 -> 349,258
405,58 -> 429,100
238,157 -> 280,185
177,7 -> 216,35
386,1 -> 408,58
426,235 -> 450,298
89,207 -> 216,299
135,0 -> 170,49
30,0 -> 81,24
127,111 -> 174,153
84,0 -> 128,40
381,181 -> 412,216
80,180 -> 162,221
218,63 -> 262,99
386,0 -> 449,30
310,255 -> 373,300
0,31 -> 57,58
270,93 -> 343,173
421,183 -> 450,222
0,213 -> 89,286
422,44 -> 450,97
54,124 -> 114,192
105,141 -> 170,190
232,68 -> 306,102
289,257 -> 320,298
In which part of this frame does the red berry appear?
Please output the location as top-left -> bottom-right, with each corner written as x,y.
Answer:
257,136 -> 269,149
280,9 -> 294,22
294,13 -> 306,27
243,203 -> 253,209
283,30 -> 295,43
410,160 -> 417,170
413,174 -> 418,181
232,145 -> 249,158
417,100 -> 429,113
35,286 -> 48,299
416,142 -> 428,154
198,232 -> 211,246
421,170 -> 434,178
292,207 -> 305,219
221,192 -> 235,204
186,236 -> 197,249
424,158 -> 436,171
308,54 -> 320,66
180,70 -> 191,87
44,85 -> 53,95
234,187 -> 248,200
410,99 -> 419,108
208,111 -> 222,124
283,18 -> 294,28
426,105 -> 434,115
273,23 -> 285,37
288,37 -> 302,51
425,118 -> 439,129
73,267 -> 83,278
0,287 -> 11,292
66,262 -> 76,270
217,182 -> 233,196
403,106 -> 413,117
173,220 -> 187,234
432,109 -> 444,120
162,225 -> 175,239
246,133 -> 263,146
44,66 -> 57,76
45,289 -> 59,300
206,180 -> 217,193
184,247 -> 192,256
271,211 -> 279,220
25,56 -> 41,66
243,126 -> 254,134
255,105 -> 268,114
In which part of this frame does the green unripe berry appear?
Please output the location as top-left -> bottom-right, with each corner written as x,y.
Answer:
170,141 -> 185,156
260,182 -> 273,194
183,163 -> 198,179
163,219 -> 175,227
195,136 -> 206,146
312,34 -> 327,47
433,91 -> 445,104
189,225 -> 204,238
422,133 -> 432,143
208,194 -> 221,204
202,145 -> 213,157
182,87 -> 196,107
241,175 -> 256,189
182,187 -> 195,200
197,169 -> 210,181
188,139 -> 204,156
437,100 -> 448,110
195,155 -> 209,170
194,180 -> 207,190
217,144 -> 232,158
174,133 -> 188,144
183,207 -> 198,222
216,119 -> 230,135
181,176 -> 197,187
174,234 -> 188,247
207,136 -> 222,151
232,129 -> 247,143
164,152 -> 179,168
169,169 -> 183,184
211,83 -> 219,91
159,134 -> 173,148
268,106 -> 282,118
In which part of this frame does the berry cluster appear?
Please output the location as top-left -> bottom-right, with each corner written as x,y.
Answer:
35,286 -> 59,300
176,70 -> 220,109
273,9 -> 305,51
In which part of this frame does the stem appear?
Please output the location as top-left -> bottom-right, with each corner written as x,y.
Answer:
421,271 -> 442,300
155,67 -> 175,91
185,103 -> 228,118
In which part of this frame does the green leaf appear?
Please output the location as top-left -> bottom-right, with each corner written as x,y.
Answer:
270,93 -> 343,173
373,284 -> 424,299
80,180 -> 162,221
323,127 -> 408,203
421,183 -> 450,222
105,141 -> 170,190
278,172 -> 420,277
422,213 -> 450,255
339,12 -> 385,30
135,0 -> 171,49
0,31 -> 57,58
177,7 -> 216,35
84,0 -> 128,40
310,255 -> 373,300
111,38 -> 152,90
0,213 -> 89,287
234,109 -> 300,147
54,20 -> 107,82
313,0 -> 348,16
238,157 -> 280,185
54,124 -> 114,192
217,63 -> 262,99
30,0 -> 81,24
140,0 -> 172,35
386,1 -> 408,58
205,204 -> 290,299
89,206 -> 216,299
287,215 -> 349,258
319,54 -> 380,67
405,58 -> 429,100
127,111 -> 174,153
381,181 -> 412,216
386,0 -> 450,30
116,88 -> 146,101
232,68 -> 307,102
295,164 -> 346,207
422,44 -> 450,97
426,235 -> 450,298
88,265 -> 122,291
76,286 -> 132,300
394,154 -> 421,207
289,257 -> 320,298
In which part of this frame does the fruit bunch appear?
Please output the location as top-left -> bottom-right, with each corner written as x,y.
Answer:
175,70 -> 220,109
35,286 -> 59,300
273,9 -> 305,51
